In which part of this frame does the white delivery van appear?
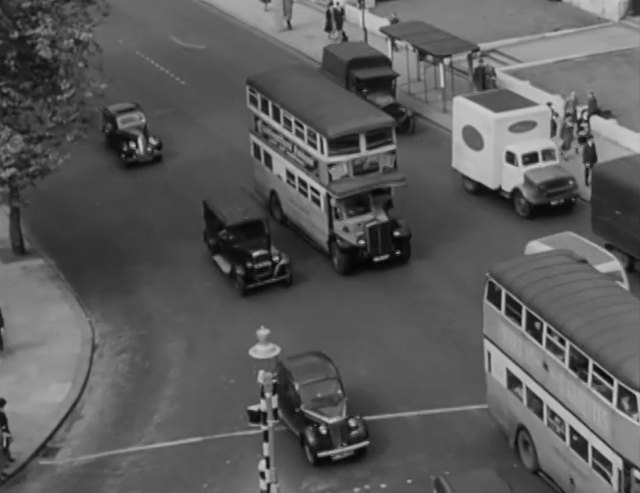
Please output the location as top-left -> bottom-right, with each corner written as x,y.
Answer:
452,89 -> 579,218
524,231 -> 630,290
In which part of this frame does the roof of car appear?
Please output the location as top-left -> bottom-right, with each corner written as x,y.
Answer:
527,231 -> 614,266
323,41 -> 390,64
488,250 -> 640,389
106,102 -> 142,115
280,351 -> 340,386
203,192 -> 265,225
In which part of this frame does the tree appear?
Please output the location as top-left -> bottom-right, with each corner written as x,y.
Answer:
0,0 -> 108,254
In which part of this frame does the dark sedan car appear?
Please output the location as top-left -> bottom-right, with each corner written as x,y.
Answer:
276,351 -> 370,465
102,102 -> 163,164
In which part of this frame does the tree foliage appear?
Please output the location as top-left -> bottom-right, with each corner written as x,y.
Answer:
0,0 -> 109,193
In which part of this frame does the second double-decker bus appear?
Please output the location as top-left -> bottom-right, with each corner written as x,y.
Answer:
483,249 -> 640,492
246,64 -> 412,275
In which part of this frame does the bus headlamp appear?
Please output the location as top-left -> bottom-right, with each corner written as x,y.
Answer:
356,236 -> 366,247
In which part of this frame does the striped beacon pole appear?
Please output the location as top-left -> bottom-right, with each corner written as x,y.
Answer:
249,326 -> 281,493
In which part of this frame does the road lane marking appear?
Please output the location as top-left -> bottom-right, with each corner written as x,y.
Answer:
364,403 -> 488,422
134,50 -> 187,86
38,429 -> 262,466
169,35 -> 206,50
38,403 -> 488,466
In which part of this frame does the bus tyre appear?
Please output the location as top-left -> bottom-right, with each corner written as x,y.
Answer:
269,193 -> 286,225
513,191 -> 533,219
461,175 -> 481,195
330,241 -> 353,275
516,428 -> 539,473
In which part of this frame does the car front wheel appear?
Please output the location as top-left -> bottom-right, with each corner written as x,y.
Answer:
303,439 -> 319,466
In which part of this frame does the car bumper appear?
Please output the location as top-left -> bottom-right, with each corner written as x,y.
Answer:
121,150 -> 162,163
316,439 -> 370,459
529,191 -> 578,207
244,263 -> 290,290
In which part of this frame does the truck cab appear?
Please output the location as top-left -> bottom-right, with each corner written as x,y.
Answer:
452,89 -> 578,218
321,42 -> 415,133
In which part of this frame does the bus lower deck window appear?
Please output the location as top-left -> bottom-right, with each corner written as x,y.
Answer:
591,447 -> 613,485
526,388 -> 544,420
546,408 -> 566,441
569,427 -> 589,462
506,370 -> 523,401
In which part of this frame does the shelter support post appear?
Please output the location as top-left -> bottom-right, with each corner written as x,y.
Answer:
439,61 -> 446,112
387,38 -> 394,61
423,61 -> 428,103
405,45 -> 411,94
450,58 -> 454,99
415,50 -> 421,81
466,52 -> 474,92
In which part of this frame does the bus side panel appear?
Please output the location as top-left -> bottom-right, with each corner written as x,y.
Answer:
486,341 -> 616,493
251,136 -> 330,252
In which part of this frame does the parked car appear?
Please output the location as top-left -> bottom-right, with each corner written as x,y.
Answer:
102,102 -> 163,164
276,351 -> 370,465
524,231 -> 630,290
202,193 -> 292,296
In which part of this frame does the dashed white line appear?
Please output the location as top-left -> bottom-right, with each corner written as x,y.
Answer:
38,403 -> 488,466
134,50 -> 186,86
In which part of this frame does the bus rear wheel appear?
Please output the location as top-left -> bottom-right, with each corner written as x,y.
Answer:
269,193 -> 286,225
516,427 -> 539,473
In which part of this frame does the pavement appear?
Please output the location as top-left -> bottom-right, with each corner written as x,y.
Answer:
0,210 -> 94,482
1,0 -> 638,491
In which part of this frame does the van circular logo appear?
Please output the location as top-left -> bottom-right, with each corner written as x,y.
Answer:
508,120 -> 538,133
462,125 -> 484,151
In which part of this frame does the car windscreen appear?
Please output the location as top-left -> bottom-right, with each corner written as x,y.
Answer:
338,193 -> 372,218
299,378 -> 344,403
116,111 -> 146,129
521,151 -> 540,166
227,220 -> 267,242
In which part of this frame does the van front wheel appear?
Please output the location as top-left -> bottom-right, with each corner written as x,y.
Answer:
513,191 -> 533,218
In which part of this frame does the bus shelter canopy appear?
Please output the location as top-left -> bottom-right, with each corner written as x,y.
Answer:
379,21 -> 480,59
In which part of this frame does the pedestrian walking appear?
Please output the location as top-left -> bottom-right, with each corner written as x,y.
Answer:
0,398 -> 14,463
472,57 -> 487,92
484,63 -> 497,90
547,102 -> 559,139
582,134 -> 598,187
282,0 -> 293,30
332,1 -> 346,42
575,109 -> 590,152
563,91 -> 579,121
587,90 -> 601,119
0,305 -> 5,353
324,1 -> 335,39
389,11 -> 400,24
559,113 -> 575,160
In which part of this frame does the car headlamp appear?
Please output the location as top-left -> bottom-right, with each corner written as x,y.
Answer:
272,253 -> 281,263
393,229 -> 401,238
348,418 -> 358,428
129,141 -> 137,149
356,236 -> 366,247
568,178 -> 576,186
149,136 -> 158,145
318,424 -> 328,435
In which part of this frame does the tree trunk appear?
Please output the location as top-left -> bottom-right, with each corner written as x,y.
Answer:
8,184 -> 26,255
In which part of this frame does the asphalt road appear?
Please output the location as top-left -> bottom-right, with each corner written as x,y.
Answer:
8,1 -> 639,492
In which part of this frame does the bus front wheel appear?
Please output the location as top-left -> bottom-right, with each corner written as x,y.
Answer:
269,193 -> 286,225
516,427 -> 539,473
330,241 -> 353,275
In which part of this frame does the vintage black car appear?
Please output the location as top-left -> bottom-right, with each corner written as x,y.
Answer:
276,351 -> 370,465
102,102 -> 163,164
202,193 -> 292,296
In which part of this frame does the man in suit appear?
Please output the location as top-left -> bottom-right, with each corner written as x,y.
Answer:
582,134 -> 598,187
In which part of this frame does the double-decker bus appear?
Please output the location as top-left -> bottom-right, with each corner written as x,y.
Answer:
246,65 -> 412,275
483,249 -> 640,492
